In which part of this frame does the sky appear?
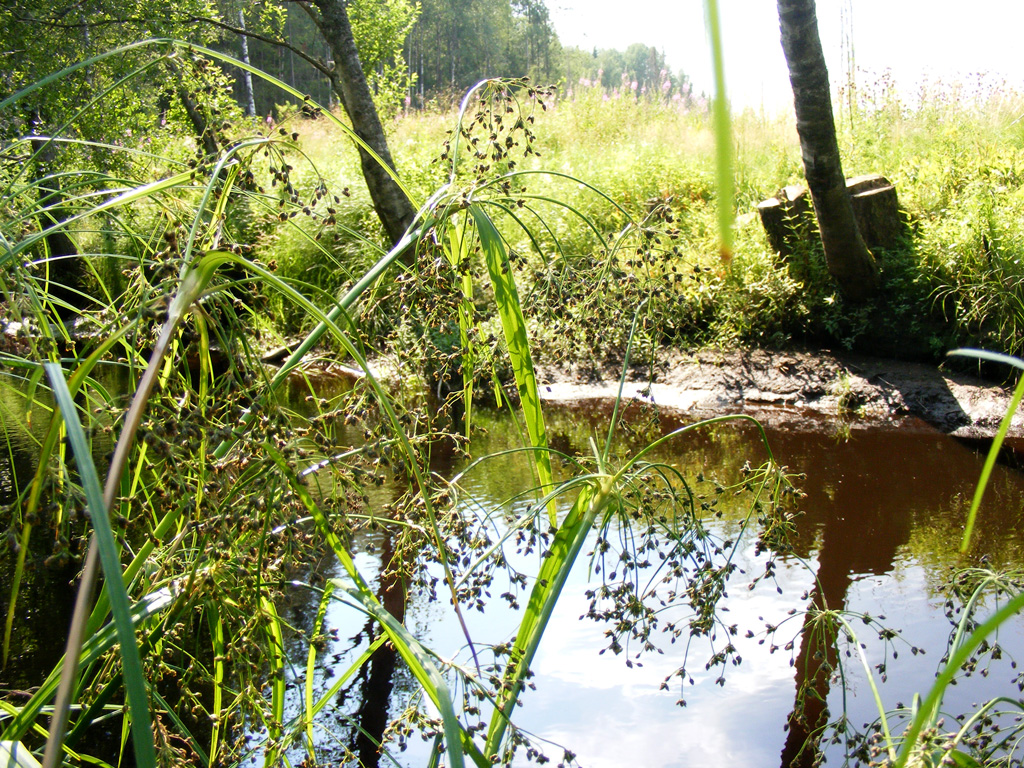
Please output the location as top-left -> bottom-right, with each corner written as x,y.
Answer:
547,1 -> 1024,113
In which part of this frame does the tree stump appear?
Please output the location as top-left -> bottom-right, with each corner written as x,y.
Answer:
846,175 -> 905,251
756,185 -> 813,258
757,173 -> 906,257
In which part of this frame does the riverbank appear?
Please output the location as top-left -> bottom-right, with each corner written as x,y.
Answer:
535,348 -> 1024,439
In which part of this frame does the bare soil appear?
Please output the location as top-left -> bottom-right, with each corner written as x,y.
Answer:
536,349 -> 1024,439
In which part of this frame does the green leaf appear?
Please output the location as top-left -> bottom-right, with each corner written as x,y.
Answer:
470,205 -> 557,526
1,589 -> 172,743
444,214 -> 476,436
331,580 -> 483,768
43,364 -> 156,768
703,0 -> 734,259
947,349 -> 1024,550
485,478 -> 611,758
946,750 -> 983,768
0,742 -> 41,768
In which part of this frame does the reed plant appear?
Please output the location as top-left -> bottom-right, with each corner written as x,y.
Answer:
3,11 -> 1024,768
0,16 -> 804,768
263,65 -> 1024,360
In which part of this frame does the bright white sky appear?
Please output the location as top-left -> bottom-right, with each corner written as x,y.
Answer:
548,1 -> 1024,113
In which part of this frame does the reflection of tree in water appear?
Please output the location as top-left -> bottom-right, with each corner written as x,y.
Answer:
780,500 -> 892,767
774,426 -> 1015,768
283,404 -> 1024,767
349,531 -> 407,767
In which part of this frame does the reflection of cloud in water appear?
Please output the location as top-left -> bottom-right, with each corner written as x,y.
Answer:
530,669 -> 794,768
304,413 -> 1024,767
508,551 -> 813,766
533,586 -> 799,694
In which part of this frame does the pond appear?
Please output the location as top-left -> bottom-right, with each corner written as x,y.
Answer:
241,397 -> 1024,768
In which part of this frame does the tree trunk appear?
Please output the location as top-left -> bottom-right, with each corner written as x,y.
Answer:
238,10 -> 257,118
303,0 -> 417,248
777,0 -> 879,302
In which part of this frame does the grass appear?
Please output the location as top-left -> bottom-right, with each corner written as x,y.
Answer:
3,22 -> 1024,768
260,68 -> 1024,364
0,37 -> 790,768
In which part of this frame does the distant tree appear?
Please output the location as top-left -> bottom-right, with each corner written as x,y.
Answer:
623,43 -> 660,94
558,45 -> 597,89
0,0 -> 240,312
556,43 -> 688,102
346,0 -> 420,118
194,0 -> 420,245
509,0 -> 556,78
596,49 -> 626,90
404,0 -> 558,102
777,0 -> 879,301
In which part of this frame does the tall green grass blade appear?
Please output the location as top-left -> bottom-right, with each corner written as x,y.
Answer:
308,634 -> 386,720
331,581 -> 481,768
0,741 -> 41,768
2,524 -> 33,671
6,310 -> 138,608
304,581 -> 335,760
148,689 -> 209,766
262,441 -> 481,768
947,349 -> 1024,550
704,0 -> 734,260
835,616 -> 897,761
444,215 -> 476,436
469,205 -> 557,526
208,607 -> 226,764
484,479 -> 610,758
1,169 -> 196,269
260,596 -> 285,768
603,299 -> 648,465
42,364 -> 156,768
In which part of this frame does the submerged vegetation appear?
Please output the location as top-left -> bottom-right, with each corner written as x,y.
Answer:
1,10 -> 1024,768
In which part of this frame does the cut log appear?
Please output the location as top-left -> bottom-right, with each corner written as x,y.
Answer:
849,179 -> 905,250
845,173 -> 891,196
756,185 -> 813,258
757,173 -> 906,258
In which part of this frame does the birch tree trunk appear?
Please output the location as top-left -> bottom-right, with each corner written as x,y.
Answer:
778,0 -> 879,302
301,0 -> 417,248
238,10 -> 256,118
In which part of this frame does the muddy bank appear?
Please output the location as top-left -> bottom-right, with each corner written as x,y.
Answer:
536,349 -> 1024,439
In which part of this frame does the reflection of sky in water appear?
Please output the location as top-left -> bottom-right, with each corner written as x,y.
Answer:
400,539 -> 1024,768
398,524 -> 814,768
266,410 -> 1024,768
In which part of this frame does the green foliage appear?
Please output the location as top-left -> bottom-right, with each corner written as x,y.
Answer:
260,66 -> 1024,358
560,43 -> 693,103
6,15 -> 1024,768
0,40 -> 799,768
404,0 -> 561,105
348,0 -> 421,120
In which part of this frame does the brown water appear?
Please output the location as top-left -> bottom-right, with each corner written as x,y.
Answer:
252,400 -> 1024,768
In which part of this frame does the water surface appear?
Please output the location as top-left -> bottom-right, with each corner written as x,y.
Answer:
271,400 -> 1024,768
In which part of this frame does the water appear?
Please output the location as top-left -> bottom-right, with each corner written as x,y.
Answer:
5,377 -> 1024,767
260,400 -> 1024,768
